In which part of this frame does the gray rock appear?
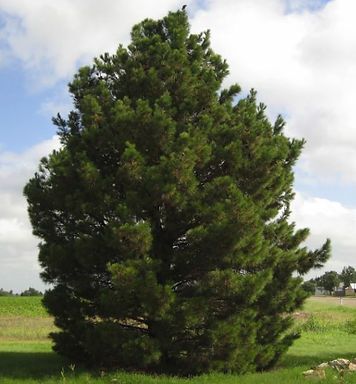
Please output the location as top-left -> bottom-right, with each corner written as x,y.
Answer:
329,358 -> 350,370
303,368 -> 326,379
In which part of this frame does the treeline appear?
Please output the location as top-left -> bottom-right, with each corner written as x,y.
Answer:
303,265 -> 356,295
0,287 -> 43,297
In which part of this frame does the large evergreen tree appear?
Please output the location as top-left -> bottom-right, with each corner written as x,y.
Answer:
24,9 -> 330,375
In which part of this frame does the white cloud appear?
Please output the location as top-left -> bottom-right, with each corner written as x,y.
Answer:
0,136 -> 60,292
0,0 -> 187,87
38,88 -> 72,120
291,191 -> 356,275
190,0 -> 356,184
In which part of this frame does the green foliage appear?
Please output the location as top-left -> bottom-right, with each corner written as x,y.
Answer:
317,271 -> 340,295
24,9 -> 330,375
0,288 -> 14,296
341,266 -> 356,287
301,280 -> 316,295
20,287 -> 43,297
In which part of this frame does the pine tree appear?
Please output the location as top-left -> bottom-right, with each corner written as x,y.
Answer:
24,9 -> 330,375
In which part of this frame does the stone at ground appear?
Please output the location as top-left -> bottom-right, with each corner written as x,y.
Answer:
329,358 -> 350,370
303,368 -> 326,379
303,357 -> 356,379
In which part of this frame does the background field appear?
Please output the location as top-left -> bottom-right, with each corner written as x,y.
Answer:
1,296 -> 356,383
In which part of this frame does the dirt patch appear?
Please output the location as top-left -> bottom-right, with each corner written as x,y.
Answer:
292,311 -> 311,320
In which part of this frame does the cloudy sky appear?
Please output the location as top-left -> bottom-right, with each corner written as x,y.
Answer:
0,0 -> 355,292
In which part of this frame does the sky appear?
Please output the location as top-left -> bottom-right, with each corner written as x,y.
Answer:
0,0 -> 355,292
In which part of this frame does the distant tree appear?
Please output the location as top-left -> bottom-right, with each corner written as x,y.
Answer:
301,280 -> 316,295
340,266 -> 356,287
20,287 -> 43,297
24,9 -> 330,375
318,271 -> 340,295
0,289 -> 14,297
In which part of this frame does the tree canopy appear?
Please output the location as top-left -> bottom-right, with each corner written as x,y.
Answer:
20,287 -> 43,297
340,266 -> 356,287
24,9 -> 330,375
318,271 -> 340,295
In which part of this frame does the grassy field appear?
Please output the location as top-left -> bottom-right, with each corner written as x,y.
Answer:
1,296 -> 356,383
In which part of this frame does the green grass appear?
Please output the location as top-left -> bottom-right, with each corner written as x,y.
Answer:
0,297 -> 48,317
0,317 -> 55,341
1,297 -> 356,383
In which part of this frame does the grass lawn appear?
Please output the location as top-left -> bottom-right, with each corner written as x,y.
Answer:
1,296 -> 356,383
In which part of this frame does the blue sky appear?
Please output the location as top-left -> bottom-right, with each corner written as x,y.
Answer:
0,64 -> 62,151
0,0 -> 355,291
284,0 -> 332,13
